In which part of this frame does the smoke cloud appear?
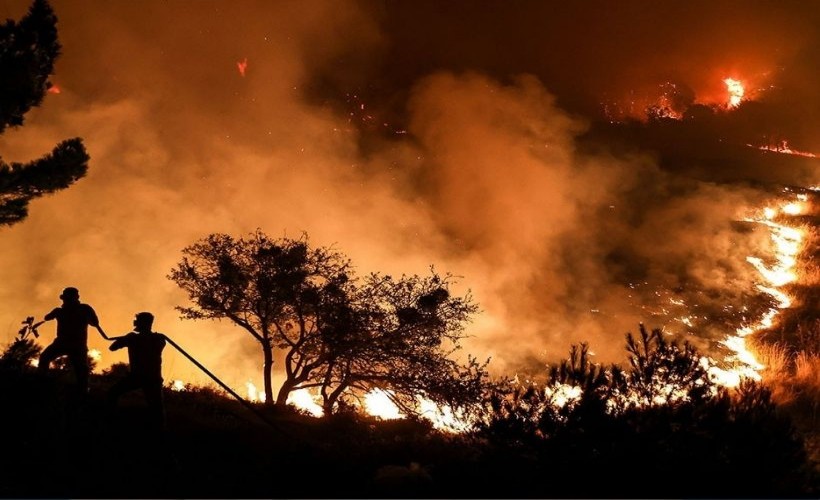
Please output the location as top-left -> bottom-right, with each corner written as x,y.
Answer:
0,0 -> 817,388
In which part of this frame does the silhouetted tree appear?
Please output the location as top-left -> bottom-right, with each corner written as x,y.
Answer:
304,271 -> 488,416
0,0 -> 88,226
610,324 -> 712,411
476,376 -> 548,445
473,324 -> 815,497
169,231 -> 488,414
168,231 -> 351,406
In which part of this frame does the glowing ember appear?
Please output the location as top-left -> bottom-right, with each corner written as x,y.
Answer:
724,78 -> 744,108
236,57 -> 248,77
47,84 -> 61,94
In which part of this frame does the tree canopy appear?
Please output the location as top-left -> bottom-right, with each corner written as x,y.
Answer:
0,0 -> 88,227
169,230 -> 488,415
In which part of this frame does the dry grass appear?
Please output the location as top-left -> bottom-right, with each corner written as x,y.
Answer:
750,337 -> 820,477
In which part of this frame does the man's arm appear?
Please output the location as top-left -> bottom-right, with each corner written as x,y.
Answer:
95,325 -> 110,340
85,305 -> 108,340
43,307 -> 60,322
109,334 -> 131,351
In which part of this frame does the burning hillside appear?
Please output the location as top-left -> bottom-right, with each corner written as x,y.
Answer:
0,0 -> 818,424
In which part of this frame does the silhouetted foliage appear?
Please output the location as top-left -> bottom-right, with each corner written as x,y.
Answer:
51,349 -> 97,374
101,361 -> 130,378
611,323 -> 712,411
0,337 -> 41,370
0,0 -> 88,226
0,327 -> 813,498
169,230 -> 488,414
305,271 -> 488,416
168,231 -> 344,405
1,316 -> 43,369
473,324 -> 815,497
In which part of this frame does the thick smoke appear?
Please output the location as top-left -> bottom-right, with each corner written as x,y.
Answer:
0,1 -> 816,388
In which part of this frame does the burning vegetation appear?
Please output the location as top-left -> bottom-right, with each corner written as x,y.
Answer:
1,0 -> 819,497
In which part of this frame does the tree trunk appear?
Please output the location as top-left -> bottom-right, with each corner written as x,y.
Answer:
262,339 -> 274,406
275,377 -> 295,406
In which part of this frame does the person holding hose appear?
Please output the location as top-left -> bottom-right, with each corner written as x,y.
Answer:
36,286 -> 109,397
106,311 -> 167,429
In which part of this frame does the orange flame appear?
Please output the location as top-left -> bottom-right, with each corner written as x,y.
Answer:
286,389 -> 323,417
755,141 -> 818,158
364,389 -> 403,420
724,78 -> 744,108
708,194 -> 805,387
236,57 -> 248,77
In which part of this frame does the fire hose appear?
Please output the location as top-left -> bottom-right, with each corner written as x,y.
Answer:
20,315 -> 282,433
161,335 -> 283,433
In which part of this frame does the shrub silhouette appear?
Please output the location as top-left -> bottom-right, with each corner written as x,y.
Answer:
474,324 -> 815,497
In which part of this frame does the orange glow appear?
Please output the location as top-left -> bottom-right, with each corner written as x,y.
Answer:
171,379 -> 186,391
47,84 -> 61,94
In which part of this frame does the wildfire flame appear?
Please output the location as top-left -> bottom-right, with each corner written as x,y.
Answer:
708,193 -> 805,387
287,389 -> 323,417
724,78 -> 745,108
753,141 -> 818,158
364,389 -> 404,420
246,380 -> 264,402
254,192 -> 809,426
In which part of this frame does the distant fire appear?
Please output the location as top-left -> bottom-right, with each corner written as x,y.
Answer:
236,57 -> 248,77
724,78 -> 745,108
171,379 -> 186,391
603,75 -> 754,122
752,141 -> 818,158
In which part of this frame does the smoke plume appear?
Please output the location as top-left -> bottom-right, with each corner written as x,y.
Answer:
0,0 -> 817,387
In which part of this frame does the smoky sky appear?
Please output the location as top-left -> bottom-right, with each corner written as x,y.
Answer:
0,0 -> 818,388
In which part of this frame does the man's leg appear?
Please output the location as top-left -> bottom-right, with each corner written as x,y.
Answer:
67,348 -> 89,396
37,342 -> 63,374
142,380 -> 166,430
